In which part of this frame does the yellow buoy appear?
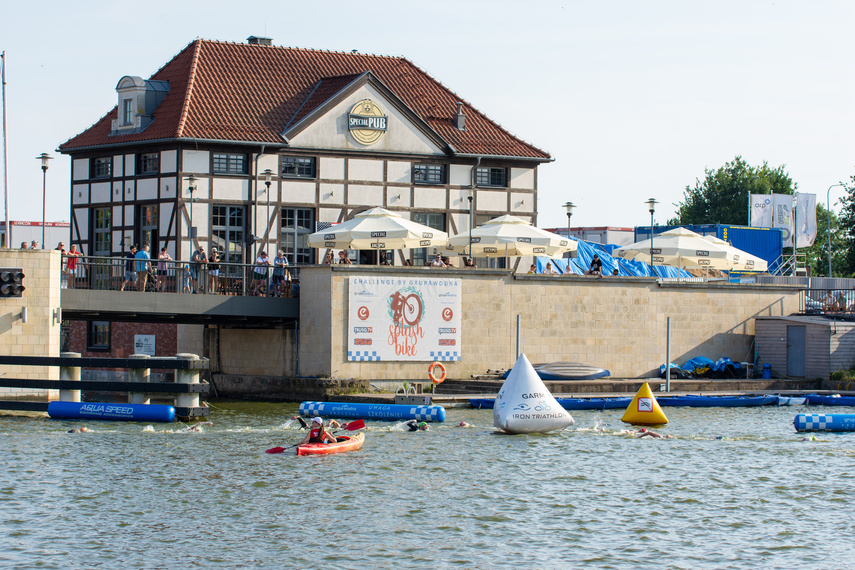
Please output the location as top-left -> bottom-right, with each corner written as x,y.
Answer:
621,382 -> 669,425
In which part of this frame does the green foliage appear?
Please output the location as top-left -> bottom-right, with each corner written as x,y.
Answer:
830,365 -> 855,382
804,203 -> 847,277
670,156 -> 796,226
838,177 -> 855,277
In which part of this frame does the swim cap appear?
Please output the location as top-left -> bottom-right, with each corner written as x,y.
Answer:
312,417 -> 323,424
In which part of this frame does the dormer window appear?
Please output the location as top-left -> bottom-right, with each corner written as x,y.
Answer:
122,99 -> 134,126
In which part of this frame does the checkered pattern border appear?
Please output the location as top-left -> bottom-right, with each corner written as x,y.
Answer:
411,406 -> 444,421
430,351 -> 460,362
348,351 -> 381,361
299,401 -> 326,416
795,413 -> 831,432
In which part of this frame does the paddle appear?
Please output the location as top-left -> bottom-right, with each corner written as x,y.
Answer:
265,419 -> 366,454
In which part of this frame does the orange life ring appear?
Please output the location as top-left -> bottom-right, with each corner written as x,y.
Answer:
428,361 -> 447,384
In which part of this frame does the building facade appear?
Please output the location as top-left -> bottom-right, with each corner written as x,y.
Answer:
59,37 -> 551,268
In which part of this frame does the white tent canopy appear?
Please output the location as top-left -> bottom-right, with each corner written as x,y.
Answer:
614,227 -> 739,270
444,214 -> 577,258
306,207 -> 448,251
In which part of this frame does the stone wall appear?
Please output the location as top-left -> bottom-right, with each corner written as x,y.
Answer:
297,266 -> 801,380
0,250 -> 62,396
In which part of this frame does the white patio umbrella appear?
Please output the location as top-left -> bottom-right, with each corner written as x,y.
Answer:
444,214 -> 577,258
613,227 -> 735,270
307,207 -> 448,251
702,236 -> 768,272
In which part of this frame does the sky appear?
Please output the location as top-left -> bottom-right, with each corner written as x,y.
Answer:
1,0 -> 853,232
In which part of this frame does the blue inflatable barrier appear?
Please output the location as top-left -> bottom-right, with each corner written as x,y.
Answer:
299,401 -> 446,422
794,413 -> 855,432
48,401 -> 176,422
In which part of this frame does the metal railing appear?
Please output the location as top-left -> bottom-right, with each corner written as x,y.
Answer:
61,254 -> 300,298
770,252 -> 806,276
800,288 -> 855,316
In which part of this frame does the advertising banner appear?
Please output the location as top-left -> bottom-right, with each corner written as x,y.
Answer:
795,193 -> 817,248
750,194 -> 773,228
772,194 -> 794,247
347,276 -> 461,362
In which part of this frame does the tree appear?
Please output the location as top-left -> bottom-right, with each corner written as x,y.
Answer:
804,204 -> 846,277
669,156 -> 796,226
838,177 -> 855,277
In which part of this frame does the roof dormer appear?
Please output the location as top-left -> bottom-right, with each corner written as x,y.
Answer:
111,75 -> 169,135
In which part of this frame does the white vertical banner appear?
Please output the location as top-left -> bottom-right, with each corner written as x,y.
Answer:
347,276 -> 462,362
795,193 -> 817,248
772,194 -> 794,247
750,194 -> 774,228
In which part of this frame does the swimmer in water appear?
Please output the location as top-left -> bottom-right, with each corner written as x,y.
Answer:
66,426 -> 90,434
458,421 -> 472,428
182,421 -> 213,432
404,420 -> 429,431
636,428 -> 672,439
290,416 -> 309,429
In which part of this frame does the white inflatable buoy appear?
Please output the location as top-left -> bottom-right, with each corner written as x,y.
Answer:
493,353 -> 573,434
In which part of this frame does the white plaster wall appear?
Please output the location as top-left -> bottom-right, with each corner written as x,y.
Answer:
450,211 -> 472,236
255,154 -> 278,174
477,190 -> 507,212
289,84 -> 445,155
413,187 -> 446,209
319,183 -> 342,205
125,154 -> 135,177
183,150 -> 210,174
75,208 -> 89,241
160,203 -> 174,243
192,204 -> 209,238
72,184 -> 88,205
387,190 -> 410,208
387,161 -> 411,184
283,180 -> 316,204
348,184 -> 383,207
112,230 -> 124,249
124,205 -> 134,226
320,157 -> 345,180
137,178 -> 158,201
160,177 -> 176,199
348,159 -> 384,182
73,159 -> 89,181
510,167 -> 535,190
112,181 -> 122,202
211,177 -> 244,201
450,164 -> 471,186
90,182 -> 111,203
112,206 -> 123,227
450,189 -> 470,210
112,155 -> 123,178
510,192 -> 534,213
161,150 -> 177,173
318,207 -> 341,224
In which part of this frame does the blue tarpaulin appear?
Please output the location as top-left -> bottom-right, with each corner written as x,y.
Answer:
534,239 -> 691,278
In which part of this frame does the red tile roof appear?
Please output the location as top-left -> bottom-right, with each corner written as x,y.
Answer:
59,39 -> 550,160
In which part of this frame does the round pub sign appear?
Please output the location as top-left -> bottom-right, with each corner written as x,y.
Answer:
348,99 -> 388,145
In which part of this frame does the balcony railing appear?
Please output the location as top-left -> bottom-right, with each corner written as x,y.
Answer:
61,254 -> 300,298
800,288 -> 855,317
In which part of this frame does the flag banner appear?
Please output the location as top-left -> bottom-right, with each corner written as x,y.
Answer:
795,193 -> 817,248
750,194 -> 774,228
772,194 -> 794,247
347,276 -> 461,362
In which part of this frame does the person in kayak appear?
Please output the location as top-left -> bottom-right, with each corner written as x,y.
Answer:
300,417 -> 337,444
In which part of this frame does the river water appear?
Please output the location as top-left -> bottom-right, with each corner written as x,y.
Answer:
1,402 -> 853,569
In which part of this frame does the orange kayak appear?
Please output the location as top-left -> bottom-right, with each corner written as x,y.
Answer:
296,433 -> 364,456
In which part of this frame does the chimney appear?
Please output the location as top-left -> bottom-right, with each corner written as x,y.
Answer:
453,102 -> 465,131
247,36 -> 273,46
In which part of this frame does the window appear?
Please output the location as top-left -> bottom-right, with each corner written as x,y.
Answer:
212,205 -> 245,267
280,208 -> 315,265
281,156 -> 316,178
92,208 -> 112,289
411,212 -> 446,267
139,153 -> 159,174
476,167 -> 507,187
92,157 -> 112,178
122,99 -> 134,126
87,321 -> 111,351
414,164 -> 446,185
139,205 -> 158,250
213,153 -> 248,174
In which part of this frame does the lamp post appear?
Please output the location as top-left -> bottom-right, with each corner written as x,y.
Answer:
467,188 -> 475,262
563,202 -> 576,240
263,169 -> 273,253
185,174 -> 198,242
36,153 -> 53,249
646,198 -> 658,270
827,182 -> 846,277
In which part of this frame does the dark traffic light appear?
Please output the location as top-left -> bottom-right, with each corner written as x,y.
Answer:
0,268 -> 25,297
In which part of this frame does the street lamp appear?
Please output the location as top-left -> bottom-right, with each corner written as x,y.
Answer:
827,182 -> 846,277
263,169 -> 273,254
467,188 -> 475,262
563,202 -> 576,240
36,153 -> 53,249
646,198 -> 658,270
185,174 -> 198,241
